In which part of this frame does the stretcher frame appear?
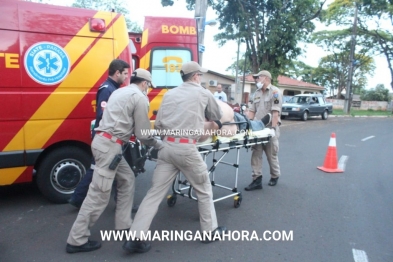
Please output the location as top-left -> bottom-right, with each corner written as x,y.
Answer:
166,127 -> 272,208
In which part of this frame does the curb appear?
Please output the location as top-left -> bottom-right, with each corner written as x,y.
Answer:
331,115 -> 392,118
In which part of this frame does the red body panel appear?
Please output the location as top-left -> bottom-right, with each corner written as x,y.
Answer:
0,0 -> 131,186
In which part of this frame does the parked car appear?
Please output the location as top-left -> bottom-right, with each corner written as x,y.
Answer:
283,95 -> 293,103
281,94 -> 333,121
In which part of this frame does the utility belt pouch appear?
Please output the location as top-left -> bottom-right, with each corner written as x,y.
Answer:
122,140 -> 147,177
109,154 -> 122,170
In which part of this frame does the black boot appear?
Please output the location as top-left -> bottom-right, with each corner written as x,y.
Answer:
66,240 -> 101,253
244,176 -> 262,191
268,177 -> 279,186
68,198 -> 82,209
123,239 -> 151,253
201,226 -> 228,243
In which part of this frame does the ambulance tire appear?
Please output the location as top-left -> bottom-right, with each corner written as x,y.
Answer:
36,146 -> 91,204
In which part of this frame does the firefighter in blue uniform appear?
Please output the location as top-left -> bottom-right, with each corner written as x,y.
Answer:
68,59 -> 130,208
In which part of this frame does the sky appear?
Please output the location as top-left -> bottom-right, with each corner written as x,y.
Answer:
56,0 -> 391,90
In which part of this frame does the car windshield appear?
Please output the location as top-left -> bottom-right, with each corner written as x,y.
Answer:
288,96 -> 310,104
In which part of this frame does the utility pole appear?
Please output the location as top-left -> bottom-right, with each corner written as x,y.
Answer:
343,4 -> 358,114
235,32 -> 241,98
241,48 -> 248,104
195,0 -> 208,65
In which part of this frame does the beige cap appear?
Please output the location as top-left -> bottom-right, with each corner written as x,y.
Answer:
180,61 -> 208,76
132,68 -> 155,87
253,70 -> 272,79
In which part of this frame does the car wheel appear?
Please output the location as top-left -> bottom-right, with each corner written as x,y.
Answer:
322,110 -> 328,120
36,146 -> 90,203
281,116 -> 286,119
301,111 -> 308,121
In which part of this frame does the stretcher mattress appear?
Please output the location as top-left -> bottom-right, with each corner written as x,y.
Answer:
197,128 -> 273,146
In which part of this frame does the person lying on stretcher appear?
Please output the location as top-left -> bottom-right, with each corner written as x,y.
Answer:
200,100 -> 271,142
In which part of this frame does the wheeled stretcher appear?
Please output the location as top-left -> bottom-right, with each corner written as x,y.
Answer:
164,127 -> 272,208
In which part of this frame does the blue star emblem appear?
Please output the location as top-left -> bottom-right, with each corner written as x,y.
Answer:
38,52 -> 59,74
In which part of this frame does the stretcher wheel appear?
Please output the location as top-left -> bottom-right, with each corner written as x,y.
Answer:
234,194 -> 242,208
167,195 -> 177,207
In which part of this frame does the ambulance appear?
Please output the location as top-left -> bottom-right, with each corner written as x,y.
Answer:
129,16 -> 199,122
0,0 -> 198,203
0,0 -> 132,203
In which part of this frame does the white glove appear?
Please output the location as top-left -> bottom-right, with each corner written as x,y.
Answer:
270,128 -> 276,137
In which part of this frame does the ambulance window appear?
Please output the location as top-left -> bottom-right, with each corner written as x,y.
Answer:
132,55 -> 139,69
151,49 -> 192,88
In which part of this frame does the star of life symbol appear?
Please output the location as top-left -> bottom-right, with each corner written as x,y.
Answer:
39,52 -> 59,74
24,42 -> 70,85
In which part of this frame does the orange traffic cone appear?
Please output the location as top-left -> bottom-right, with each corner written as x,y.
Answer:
317,133 -> 343,173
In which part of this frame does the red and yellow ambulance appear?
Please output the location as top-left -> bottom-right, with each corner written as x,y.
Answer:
0,0 -> 132,203
129,16 -> 198,122
0,0 -> 199,203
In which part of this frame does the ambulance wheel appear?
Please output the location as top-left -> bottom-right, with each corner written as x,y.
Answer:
36,146 -> 90,204
167,195 -> 177,207
234,194 -> 242,208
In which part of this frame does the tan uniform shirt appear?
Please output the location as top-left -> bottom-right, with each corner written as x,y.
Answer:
250,84 -> 283,126
155,82 -> 222,140
96,84 -> 158,147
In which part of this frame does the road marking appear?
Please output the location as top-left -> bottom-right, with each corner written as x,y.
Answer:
345,144 -> 357,147
352,249 -> 369,262
361,136 -> 375,141
338,155 -> 348,171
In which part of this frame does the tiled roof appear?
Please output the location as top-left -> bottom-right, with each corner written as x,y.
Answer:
277,75 -> 324,90
244,75 -> 256,82
242,74 -> 324,90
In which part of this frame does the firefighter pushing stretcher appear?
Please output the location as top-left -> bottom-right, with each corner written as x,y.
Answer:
66,68 -> 161,253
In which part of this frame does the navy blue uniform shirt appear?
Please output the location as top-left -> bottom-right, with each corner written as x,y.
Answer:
93,77 -> 120,137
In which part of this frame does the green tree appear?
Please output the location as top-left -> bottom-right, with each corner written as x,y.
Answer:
161,0 -> 327,79
323,0 -> 393,90
214,0 -> 327,79
72,0 -> 141,32
284,61 -> 316,83
313,52 -> 374,98
360,84 -> 391,101
161,0 -> 205,10
311,29 -> 375,98
225,57 -> 253,76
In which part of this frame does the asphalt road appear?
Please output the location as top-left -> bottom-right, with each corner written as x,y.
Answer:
1,116 -> 392,262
